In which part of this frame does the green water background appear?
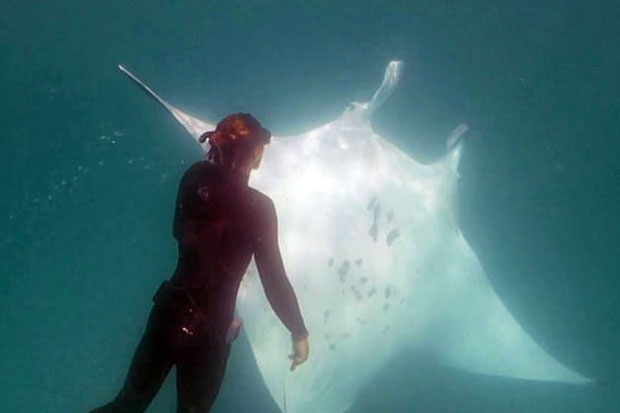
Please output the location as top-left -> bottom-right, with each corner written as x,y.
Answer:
1,1 -> 618,411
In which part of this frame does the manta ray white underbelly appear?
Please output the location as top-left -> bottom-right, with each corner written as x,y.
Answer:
119,61 -> 590,413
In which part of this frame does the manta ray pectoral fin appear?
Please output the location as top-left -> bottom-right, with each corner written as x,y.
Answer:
428,236 -> 594,385
118,64 -> 215,146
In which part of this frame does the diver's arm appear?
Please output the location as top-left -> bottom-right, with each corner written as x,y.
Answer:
254,198 -> 309,341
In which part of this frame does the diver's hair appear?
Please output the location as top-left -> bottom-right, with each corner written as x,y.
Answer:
199,113 -> 271,170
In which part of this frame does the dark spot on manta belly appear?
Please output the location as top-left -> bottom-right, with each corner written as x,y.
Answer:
350,285 -> 363,301
385,287 -> 391,299
329,344 -> 336,351
324,310 -> 331,324
373,202 -> 381,221
359,276 -> 368,285
386,228 -> 400,246
387,210 -> 394,222
368,201 -> 381,242
368,222 -> 378,242
338,260 -> 350,282
327,257 -> 334,267
355,258 -> 363,266
383,303 -> 390,312
367,288 -> 376,297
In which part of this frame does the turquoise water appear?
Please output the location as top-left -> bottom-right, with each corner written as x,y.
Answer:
1,1 -> 618,411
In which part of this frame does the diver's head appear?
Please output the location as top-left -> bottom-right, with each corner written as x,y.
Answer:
199,113 -> 271,173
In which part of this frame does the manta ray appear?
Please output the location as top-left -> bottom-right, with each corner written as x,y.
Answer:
119,61 -> 590,413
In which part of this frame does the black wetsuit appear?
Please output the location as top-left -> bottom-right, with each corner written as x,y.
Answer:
91,161 -> 307,413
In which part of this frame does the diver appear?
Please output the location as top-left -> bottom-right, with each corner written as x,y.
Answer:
90,113 -> 309,413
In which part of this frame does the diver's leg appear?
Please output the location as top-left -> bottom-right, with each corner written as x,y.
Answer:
175,335 -> 231,413
90,308 -> 174,412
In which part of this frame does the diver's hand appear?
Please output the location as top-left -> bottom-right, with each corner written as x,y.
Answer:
289,337 -> 309,371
